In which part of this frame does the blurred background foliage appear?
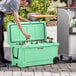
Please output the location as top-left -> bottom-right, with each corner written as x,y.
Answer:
1,0 -> 66,30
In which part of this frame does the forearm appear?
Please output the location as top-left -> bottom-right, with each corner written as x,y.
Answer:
12,12 -> 26,35
19,16 -> 31,22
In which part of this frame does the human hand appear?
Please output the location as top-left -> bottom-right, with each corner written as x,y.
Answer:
23,32 -> 30,39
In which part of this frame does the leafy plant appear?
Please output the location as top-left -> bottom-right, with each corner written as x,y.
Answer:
73,21 -> 76,27
47,1 -> 66,15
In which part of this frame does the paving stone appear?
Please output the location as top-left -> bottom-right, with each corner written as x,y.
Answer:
36,66 -> 44,71
13,71 -> 21,76
22,71 -> 34,76
58,64 -> 68,69
12,67 -> 21,71
21,67 -> 29,71
70,72 -> 76,76
1,67 -> 9,71
34,71 -> 43,76
66,63 -> 71,68
43,65 -> 52,71
69,68 -> 76,72
69,63 -> 76,69
8,67 -> 13,71
60,72 -> 70,76
70,63 -> 76,67
58,68 -> 70,72
28,66 -> 37,71
50,69 -> 60,73
0,71 -> 4,76
52,73 -> 60,76
51,64 -> 60,69
4,71 -> 12,76
42,71 -> 52,76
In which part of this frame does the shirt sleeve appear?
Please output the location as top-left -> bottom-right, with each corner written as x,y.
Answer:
9,0 -> 20,12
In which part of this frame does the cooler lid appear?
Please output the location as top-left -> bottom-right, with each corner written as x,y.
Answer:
7,21 -> 47,45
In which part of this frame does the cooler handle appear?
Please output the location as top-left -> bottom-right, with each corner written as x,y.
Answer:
12,47 -> 19,59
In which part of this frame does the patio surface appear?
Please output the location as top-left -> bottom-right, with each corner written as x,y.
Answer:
1,26 -> 76,76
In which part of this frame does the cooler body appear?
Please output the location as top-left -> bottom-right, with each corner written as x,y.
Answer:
7,21 -> 59,67
11,43 -> 59,67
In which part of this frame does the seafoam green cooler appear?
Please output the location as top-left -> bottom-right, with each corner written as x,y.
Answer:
7,21 -> 59,67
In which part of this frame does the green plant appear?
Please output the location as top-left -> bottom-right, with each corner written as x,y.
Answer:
73,21 -> 76,27
19,0 -> 50,15
47,1 -> 66,15
4,14 -> 14,31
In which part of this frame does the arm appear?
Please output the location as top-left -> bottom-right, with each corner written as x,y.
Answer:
19,16 -> 31,22
12,11 -> 30,39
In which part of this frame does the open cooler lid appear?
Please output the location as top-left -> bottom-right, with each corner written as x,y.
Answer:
7,21 -> 47,45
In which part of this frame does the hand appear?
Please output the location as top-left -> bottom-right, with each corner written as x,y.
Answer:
23,32 -> 30,39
